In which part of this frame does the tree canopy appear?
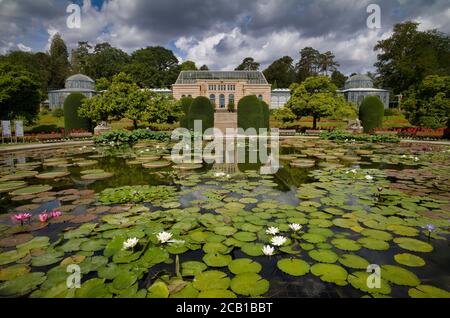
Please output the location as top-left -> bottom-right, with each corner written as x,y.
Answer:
48,33 -> 71,89
374,21 -> 450,94
263,56 -> 296,88
235,57 -> 260,71
277,76 -> 356,128
402,75 -> 450,128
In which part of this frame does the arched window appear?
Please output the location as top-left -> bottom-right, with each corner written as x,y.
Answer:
181,95 -> 186,98
188,95 -> 192,98
229,94 -> 235,105
219,94 -> 225,108
258,95 -> 263,101
210,94 -> 216,106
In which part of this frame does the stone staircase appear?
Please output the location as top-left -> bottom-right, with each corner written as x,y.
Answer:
214,111 -> 237,135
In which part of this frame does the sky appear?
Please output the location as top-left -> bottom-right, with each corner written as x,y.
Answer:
1,0 -> 449,75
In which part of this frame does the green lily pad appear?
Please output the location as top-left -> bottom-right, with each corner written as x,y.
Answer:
408,285 -> 450,298
203,253 -> 232,267
0,264 -> 31,281
170,283 -> 200,298
98,264 -> 122,280
387,224 -> 419,237
393,237 -> 433,253
197,289 -> 237,298
228,258 -> 262,274
181,261 -> 207,277
80,172 -> 114,180
310,263 -> 348,286
193,271 -> 230,291
10,185 -> 52,196
357,237 -> 390,251
394,253 -> 426,267
1,171 -> 38,181
17,236 -> 50,251
202,242 -> 229,254
302,233 -> 327,244
381,265 -> 420,287
31,249 -> 64,267
338,254 -> 370,270
76,278 -> 110,298
277,259 -> 310,276
240,243 -> 265,256
35,171 -> 70,179
0,272 -> 46,297
0,181 -> 27,193
233,232 -> 257,242
331,238 -> 361,251
113,272 -> 138,290
0,249 -> 29,266
142,161 -> 171,169
361,229 -> 393,241
308,249 -> 339,263
348,271 -> 391,295
230,273 -> 269,297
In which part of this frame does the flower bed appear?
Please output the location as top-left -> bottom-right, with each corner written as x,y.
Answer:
374,127 -> 447,139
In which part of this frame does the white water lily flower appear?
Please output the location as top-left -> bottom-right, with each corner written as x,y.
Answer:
271,236 -> 287,247
122,238 -> 139,250
214,172 -> 226,177
414,157 -> 419,162
157,231 -> 173,244
365,175 -> 374,181
266,227 -> 280,235
262,245 -> 275,256
289,223 -> 302,232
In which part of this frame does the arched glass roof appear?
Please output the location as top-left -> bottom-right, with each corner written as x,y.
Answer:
175,71 -> 269,85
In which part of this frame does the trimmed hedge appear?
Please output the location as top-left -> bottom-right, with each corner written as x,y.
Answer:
320,130 -> 400,143
179,96 -> 193,129
94,129 -> 170,144
64,93 -> 90,134
187,96 -> 214,132
237,95 -> 270,133
359,96 -> 384,133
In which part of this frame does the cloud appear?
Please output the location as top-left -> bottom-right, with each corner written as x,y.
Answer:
0,0 -> 448,76
17,43 -> 32,52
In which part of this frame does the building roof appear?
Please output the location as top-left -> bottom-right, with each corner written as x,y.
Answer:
346,74 -> 372,83
66,74 -> 95,83
48,88 -> 96,93
338,88 -> 389,93
175,71 -> 269,85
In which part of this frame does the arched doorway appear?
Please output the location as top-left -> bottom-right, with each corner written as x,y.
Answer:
210,94 -> 216,107
219,94 -> 225,108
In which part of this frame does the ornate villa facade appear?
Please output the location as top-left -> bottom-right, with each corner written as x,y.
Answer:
172,71 -> 272,109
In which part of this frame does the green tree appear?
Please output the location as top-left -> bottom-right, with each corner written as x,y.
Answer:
142,93 -> 182,125
180,61 -> 197,71
48,33 -> 70,89
0,64 -> 41,123
283,76 -> 356,129
235,57 -> 260,71
95,77 -> 110,91
295,47 -> 320,82
402,75 -> 450,128
85,43 -> 130,81
70,41 -> 92,74
374,21 -> 450,94
319,51 -> 340,76
199,65 -> 209,71
330,70 -> 348,88
263,56 -> 296,88
359,96 -> 385,133
126,46 -> 180,88
64,93 -> 90,133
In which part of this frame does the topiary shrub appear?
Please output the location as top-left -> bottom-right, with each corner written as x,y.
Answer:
64,93 -> 90,134
187,96 -> 214,132
237,95 -> 270,133
359,96 -> 385,133
179,96 -> 193,129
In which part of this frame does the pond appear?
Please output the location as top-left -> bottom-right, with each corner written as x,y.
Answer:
0,138 -> 449,298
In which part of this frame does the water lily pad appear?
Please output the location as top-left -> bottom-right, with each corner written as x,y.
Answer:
35,171 -> 70,179
230,273 -> 269,296
387,224 -> 419,237
302,233 -> 327,244
10,185 -> 52,196
277,259 -> 310,276
311,263 -> 348,286
233,232 -> 257,242
193,271 -> 230,291
214,226 -> 237,236
181,261 -> 207,277
197,289 -> 237,298
0,264 -> 30,281
0,233 -> 33,247
170,283 -> 199,298
80,172 -> 114,180
202,242 -> 229,254
228,258 -> 262,274
80,169 -> 105,175
142,161 -> 171,169
203,253 -> 232,267
408,285 -> 450,298
1,171 -> 38,181
173,164 -> 203,170
393,237 -> 433,253
358,237 -> 390,251
338,254 -> 370,270
240,243 -> 264,256
348,271 -> 392,294
0,181 -> 27,193
331,238 -> 361,251
381,265 -> 420,287
113,272 -> 138,290
308,249 -> 339,263
394,253 -> 425,267
361,229 -> 393,241
31,249 -> 64,267
0,272 -> 46,297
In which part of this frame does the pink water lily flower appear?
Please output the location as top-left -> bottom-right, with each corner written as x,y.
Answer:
12,213 -> 32,225
51,211 -> 62,218
38,213 -> 49,223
